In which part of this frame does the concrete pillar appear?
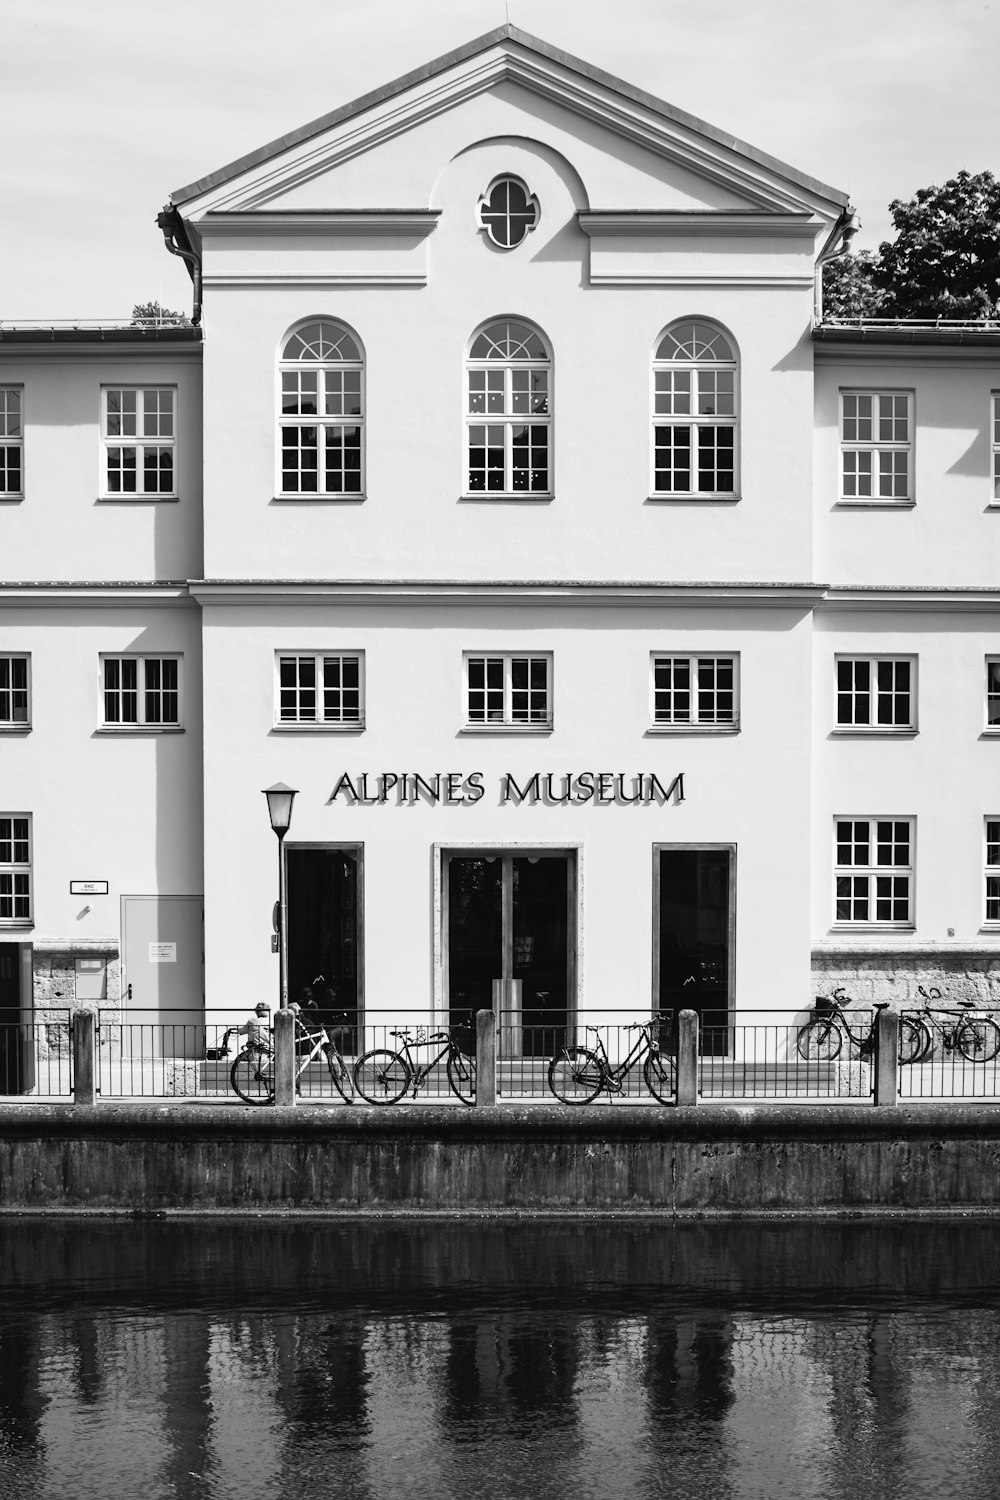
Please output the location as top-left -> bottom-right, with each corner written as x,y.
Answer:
873,1006 -> 898,1106
676,1008 -> 699,1107
72,1009 -> 97,1108
273,1009 -> 296,1107
475,1008 -> 497,1107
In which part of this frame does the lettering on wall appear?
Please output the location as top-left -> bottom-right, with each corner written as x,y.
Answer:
327,772 -> 684,807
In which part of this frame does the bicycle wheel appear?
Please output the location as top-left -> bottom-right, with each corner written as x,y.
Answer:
898,1017 -> 930,1065
325,1044 -> 355,1103
230,1046 -> 274,1105
354,1048 -> 411,1105
796,1019 -> 843,1062
446,1049 -> 476,1106
643,1049 -> 676,1104
548,1046 -> 604,1104
956,1017 -> 1000,1063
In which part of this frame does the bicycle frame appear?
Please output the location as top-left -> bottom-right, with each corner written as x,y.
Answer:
391,1030 -> 456,1097
583,1024 -> 653,1093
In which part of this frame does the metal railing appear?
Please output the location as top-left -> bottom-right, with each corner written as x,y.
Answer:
497,1013 -> 676,1103
0,1011 -> 73,1099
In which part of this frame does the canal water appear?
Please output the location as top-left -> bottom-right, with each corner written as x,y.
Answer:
2,1217 -> 1000,1499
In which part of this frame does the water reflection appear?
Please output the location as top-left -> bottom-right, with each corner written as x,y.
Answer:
2,1219 -> 1000,1498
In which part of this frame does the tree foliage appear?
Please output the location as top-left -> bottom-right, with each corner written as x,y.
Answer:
130,300 -> 191,328
823,169 -> 1000,321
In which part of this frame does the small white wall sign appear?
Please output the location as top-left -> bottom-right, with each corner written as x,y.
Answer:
70,880 -> 109,895
148,942 -> 177,963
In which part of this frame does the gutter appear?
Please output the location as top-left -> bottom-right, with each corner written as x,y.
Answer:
813,205 -> 860,322
157,206 -> 202,326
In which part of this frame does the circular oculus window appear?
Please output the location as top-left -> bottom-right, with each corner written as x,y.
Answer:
478,177 -> 539,248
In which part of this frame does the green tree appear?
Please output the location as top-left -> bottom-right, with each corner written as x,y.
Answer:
130,300 -> 191,328
877,170 -> 1000,320
821,249 -> 887,320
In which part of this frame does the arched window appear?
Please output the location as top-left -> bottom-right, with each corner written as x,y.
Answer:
652,321 -> 738,497
279,321 -> 364,496
466,320 -> 551,496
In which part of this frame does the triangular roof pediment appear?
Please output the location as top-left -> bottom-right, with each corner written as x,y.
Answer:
171,26 -> 848,225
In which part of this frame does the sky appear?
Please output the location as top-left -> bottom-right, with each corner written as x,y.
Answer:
3,0 -> 999,322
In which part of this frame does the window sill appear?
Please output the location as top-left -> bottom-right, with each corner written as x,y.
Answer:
97,495 -> 179,505
646,723 -> 739,736
272,494 -> 366,504
835,499 -> 915,509
830,727 -> 917,738
459,494 -> 553,503
95,725 -> 185,735
645,493 -> 740,505
979,729 -> 1000,739
830,924 -> 915,934
460,724 -> 553,735
0,922 -> 33,931
271,722 -> 365,734
0,495 -> 24,504
0,725 -> 31,735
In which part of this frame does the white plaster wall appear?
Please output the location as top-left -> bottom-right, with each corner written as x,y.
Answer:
201,602 -> 813,1017
0,350 -> 203,583
814,355 -> 1000,587
812,609 -> 1000,943
0,605 -> 204,947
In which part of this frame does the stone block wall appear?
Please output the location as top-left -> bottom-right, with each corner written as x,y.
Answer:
812,948 -> 1000,1011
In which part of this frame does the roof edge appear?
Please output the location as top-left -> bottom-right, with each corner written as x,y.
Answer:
170,24 -> 849,212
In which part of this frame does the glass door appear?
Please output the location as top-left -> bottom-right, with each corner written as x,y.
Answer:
287,846 -> 362,1053
655,846 -> 734,1057
444,851 -> 573,1057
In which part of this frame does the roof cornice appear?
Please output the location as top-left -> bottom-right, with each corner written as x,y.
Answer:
820,588 -> 1000,614
188,580 -> 826,608
197,209 -> 441,238
0,583 -> 194,607
579,211 -> 819,239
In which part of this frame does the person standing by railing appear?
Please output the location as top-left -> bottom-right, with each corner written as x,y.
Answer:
234,1002 -> 272,1049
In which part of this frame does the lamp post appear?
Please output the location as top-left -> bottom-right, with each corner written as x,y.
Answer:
262,782 -> 298,1012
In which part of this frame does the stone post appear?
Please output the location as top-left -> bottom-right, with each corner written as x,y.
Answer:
72,1008 -> 97,1108
676,1008 -> 699,1106
475,1008 -> 497,1107
273,1008 -> 296,1107
873,1006 -> 899,1106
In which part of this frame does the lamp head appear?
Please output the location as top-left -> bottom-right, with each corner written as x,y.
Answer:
262,782 -> 298,835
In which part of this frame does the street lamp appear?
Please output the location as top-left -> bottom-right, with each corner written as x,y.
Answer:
262,782 -> 298,1011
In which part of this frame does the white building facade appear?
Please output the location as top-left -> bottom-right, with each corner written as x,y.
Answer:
3,27 -> 1000,1076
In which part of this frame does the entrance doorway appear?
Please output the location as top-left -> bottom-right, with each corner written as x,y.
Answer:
654,846 -> 734,1057
286,846 -> 362,1053
121,896 -> 205,1055
0,943 -> 22,1094
442,850 -> 575,1057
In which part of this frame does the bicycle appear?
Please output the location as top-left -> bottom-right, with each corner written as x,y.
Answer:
796,988 -> 925,1065
547,1020 -> 675,1105
354,1024 -> 476,1105
229,1018 -> 356,1105
902,986 -> 1000,1064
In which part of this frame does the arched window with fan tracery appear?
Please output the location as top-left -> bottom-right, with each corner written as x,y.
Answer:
652,321 -> 738,497
278,320 -> 364,497
465,319 -> 551,497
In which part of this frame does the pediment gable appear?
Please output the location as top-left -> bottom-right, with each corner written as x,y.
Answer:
171,26 -> 848,229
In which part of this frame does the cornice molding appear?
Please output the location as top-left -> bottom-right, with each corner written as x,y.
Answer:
0,583 -> 194,607
814,340 -> 1000,368
819,588 -> 1000,614
198,210 -> 440,238
188,579 -> 826,608
579,211 -> 818,239
589,275 -> 814,289
202,273 -> 427,289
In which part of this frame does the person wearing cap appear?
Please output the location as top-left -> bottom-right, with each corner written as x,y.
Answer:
235,1002 -> 272,1049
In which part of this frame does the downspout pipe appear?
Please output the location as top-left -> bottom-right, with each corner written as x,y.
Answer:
157,206 -> 202,326
814,206 -> 860,322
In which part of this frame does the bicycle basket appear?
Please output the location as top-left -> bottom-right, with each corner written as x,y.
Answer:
451,1023 -> 476,1059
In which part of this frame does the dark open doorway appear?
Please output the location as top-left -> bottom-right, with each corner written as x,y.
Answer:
654,846 -> 735,1057
286,846 -> 362,1054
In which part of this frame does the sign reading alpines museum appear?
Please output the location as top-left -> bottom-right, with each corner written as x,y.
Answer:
327,772 -> 685,806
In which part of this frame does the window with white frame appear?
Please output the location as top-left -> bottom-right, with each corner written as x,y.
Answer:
835,656 -> 914,730
477,177 -> 539,249
0,656 -> 29,728
276,653 -> 364,727
652,322 -> 738,497
465,653 -> 552,728
466,321 -> 550,495
840,391 -> 911,502
651,654 -> 739,728
835,818 -> 913,926
0,815 -> 31,923
986,658 -> 1000,729
103,388 -> 175,496
986,819 -> 1000,924
0,388 -> 22,496
101,656 -> 180,728
992,393 -> 1000,503
279,321 -> 364,496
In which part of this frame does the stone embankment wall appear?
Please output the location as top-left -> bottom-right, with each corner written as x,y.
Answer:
3,1103 -> 1000,1215
812,948 -> 1000,1008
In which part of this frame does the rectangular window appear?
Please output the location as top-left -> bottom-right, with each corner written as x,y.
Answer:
464,653 -> 552,729
841,391 -> 911,502
102,656 -> 180,727
986,818 -> 1000,924
993,394 -> 1000,504
103,388 -> 175,497
651,654 -> 738,728
0,388 -> 23,496
0,656 -> 29,727
835,657 -> 914,730
835,817 -> 913,926
276,653 -> 364,727
0,815 -> 31,923
986,659 -> 1000,729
